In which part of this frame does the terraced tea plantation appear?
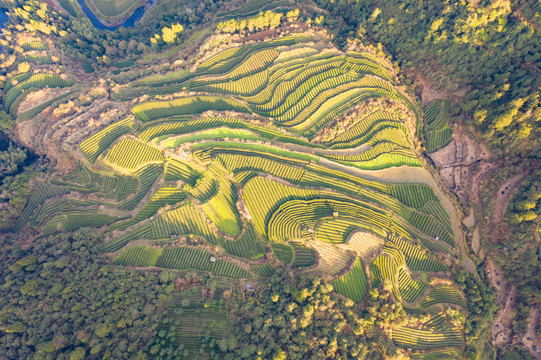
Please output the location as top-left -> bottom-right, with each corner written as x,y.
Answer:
14,30 -> 470,357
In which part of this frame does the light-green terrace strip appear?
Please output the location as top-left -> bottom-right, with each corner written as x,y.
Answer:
159,127 -> 266,148
288,87 -> 374,133
245,56 -> 347,107
334,152 -> 422,171
144,117 -> 321,148
189,141 -> 319,162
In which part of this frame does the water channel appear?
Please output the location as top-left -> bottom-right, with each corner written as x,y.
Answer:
75,0 -> 153,30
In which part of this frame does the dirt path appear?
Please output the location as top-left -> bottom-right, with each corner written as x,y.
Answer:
522,307 -> 541,359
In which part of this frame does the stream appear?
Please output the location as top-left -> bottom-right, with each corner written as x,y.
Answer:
75,0 -> 153,30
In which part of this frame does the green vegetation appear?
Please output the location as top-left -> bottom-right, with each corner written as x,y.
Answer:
398,268 -> 427,303
315,0 -> 541,154
270,243 -> 294,263
391,326 -> 464,350
252,263 -> 274,277
225,269 -> 405,359
132,96 -> 249,122
114,245 -> 162,266
150,285 -> 228,358
116,245 -> 251,278
5,74 -> 74,114
79,118 -> 137,163
217,0 -> 293,20
421,285 -> 466,309
105,137 -> 164,170
221,224 -> 265,259
18,89 -> 79,122
0,5 -> 507,358
389,235 -> 448,272
0,230 -> 169,359
424,100 -> 452,153
332,258 -> 369,302
290,242 -> 316,268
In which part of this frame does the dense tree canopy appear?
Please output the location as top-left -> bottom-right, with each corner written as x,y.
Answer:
0,229 -> 169,359
223,269 -> 404,360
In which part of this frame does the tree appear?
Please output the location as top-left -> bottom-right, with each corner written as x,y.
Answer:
69,347 -> 86,360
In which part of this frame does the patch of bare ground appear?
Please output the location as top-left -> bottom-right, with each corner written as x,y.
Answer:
523,307 -> 541,359
428,125 -> 493,206
305,239 -> 353,276
471,226 -> 483,259
17,88 -> 66,115
431,129 -> 539,356
462,256 -> 476,274
463,209 -> 475,228
485,258 -> 518,347
415,72 -> 468,106
244,23 -> 310,42
15,92 -> 128,171
492,285 -> 516,347
416,73 -> 451,106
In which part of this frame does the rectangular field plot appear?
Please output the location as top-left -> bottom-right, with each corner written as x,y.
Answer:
270,243 -> 293,263
398,269 -> 428,303
222,224 -> 265,259
333,258 -> 369,302
290,242 -> 316,268
115,245 -> 251,278
160,287 -> 228,357
105,137 -> 164,170
421,285 -> 466,308
79,118 -> 136,163
391,326 -> 463,350
156,247 -> 251,278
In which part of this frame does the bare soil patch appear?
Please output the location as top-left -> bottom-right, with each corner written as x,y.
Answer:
416,73 -> 450,106
463,209 -> 475,228
486,257 -> 517,347
523,307 -> 541,360
428,126 -> 493,206
471,226 -> 481,256
17,88 -> 66,115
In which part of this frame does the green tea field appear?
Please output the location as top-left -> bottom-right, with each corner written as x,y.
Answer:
10,23 -> 472,358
